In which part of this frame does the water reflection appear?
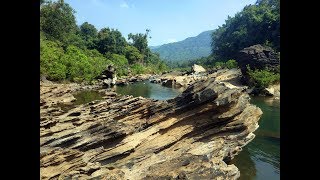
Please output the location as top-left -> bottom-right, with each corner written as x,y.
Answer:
56,90 -> 105,111
114,81 -> 182,100
231,147 -> 257,180
109,82 -> 280,180
73,90 -> 104,105
232,97 -> 280,180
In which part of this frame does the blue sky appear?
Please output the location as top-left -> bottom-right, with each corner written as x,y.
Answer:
65,0 -> 256,46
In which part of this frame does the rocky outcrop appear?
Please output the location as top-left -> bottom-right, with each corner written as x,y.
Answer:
192,64 -> 206,74
40,69 -> 262,180
263,83 -> 280,99
236,44 -> 280,97
151,68 -> 245,92
97,65 -> 117,87
237,44 -> 280,75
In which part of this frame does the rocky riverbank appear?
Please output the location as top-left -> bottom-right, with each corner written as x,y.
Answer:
40,69 -> 262,179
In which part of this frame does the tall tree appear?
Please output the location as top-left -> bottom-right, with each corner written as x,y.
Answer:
80,22 -> 98,49
128,29 -> 151,62
40,0 -> 77,43
96,28 -> 127,55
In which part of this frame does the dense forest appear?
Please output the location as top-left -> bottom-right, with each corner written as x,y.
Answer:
40,0 -> 168,83
150,30 -> 213,62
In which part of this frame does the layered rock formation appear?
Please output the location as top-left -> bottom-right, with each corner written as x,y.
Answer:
40,69 -> 262,180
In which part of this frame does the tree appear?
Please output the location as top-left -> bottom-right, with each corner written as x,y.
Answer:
211,0 -> 280,60
96,28 -> 127,55
128,29 -> 151,62
124,45 -> 144,64
80,22 -> 98,49
40,0 -> 77,43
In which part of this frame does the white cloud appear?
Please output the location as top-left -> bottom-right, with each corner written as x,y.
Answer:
120,2 -> 129,8
166,38 -> 177,43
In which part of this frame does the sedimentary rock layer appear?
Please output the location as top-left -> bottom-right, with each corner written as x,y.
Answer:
40,69 -> 262,180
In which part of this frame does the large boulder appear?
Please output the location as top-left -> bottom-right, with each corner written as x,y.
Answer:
236,44 -> 280,76
97,65 -> 117,87
192,64 -> 206,74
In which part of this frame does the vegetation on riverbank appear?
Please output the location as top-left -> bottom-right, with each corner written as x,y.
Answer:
168,0 -> 280,89
40,0 -> 168,82
247,66 -> 280,88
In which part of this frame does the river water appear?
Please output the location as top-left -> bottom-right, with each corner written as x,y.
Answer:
115,81 -> 280,180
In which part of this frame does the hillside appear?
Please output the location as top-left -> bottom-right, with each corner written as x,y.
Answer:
150,30 -> 213,62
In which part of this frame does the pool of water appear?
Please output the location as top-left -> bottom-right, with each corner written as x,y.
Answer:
114,81 -> 280,180
57,90 -> 105,111
114,80 -> 183,100
231,97 -> 280,180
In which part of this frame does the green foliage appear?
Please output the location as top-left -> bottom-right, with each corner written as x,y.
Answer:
225,59 -> 238,69
214,61 -> 226,69
247,65 -> 280,88
40,1 -> 77,44
40,1 -> 168,82
96,28 -> 127,55
105,53 -> 129,77
128,29 -> 150,59
211,0 -> 280,60
131,64 -> 146,75
40,39 -> 65,79
125,45 -> 143,64
40,38 -> 111,81
60,46 -> 93,81
47,61 -> 67,80
80,22 -> 98,49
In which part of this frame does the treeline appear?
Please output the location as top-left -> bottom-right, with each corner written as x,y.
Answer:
40,0 -> 168,82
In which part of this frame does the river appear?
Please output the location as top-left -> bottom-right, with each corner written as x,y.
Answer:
115,81 -> 280,180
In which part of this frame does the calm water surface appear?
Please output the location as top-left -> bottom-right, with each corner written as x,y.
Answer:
232,96 -> 280,180
114,80 -> 183,100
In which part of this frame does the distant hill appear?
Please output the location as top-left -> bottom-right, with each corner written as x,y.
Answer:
150,30 -> 214,62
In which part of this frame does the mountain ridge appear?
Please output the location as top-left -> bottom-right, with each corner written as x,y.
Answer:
150,30 -> 214,62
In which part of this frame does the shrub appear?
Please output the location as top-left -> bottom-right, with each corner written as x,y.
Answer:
131,64 -> 146,75
225,59 -> 238,69
125,45 -> 143,64
214,61 -> 225,68
40,39 -> 66,80
247,65 -> 280,88
46,61 -> 67,80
